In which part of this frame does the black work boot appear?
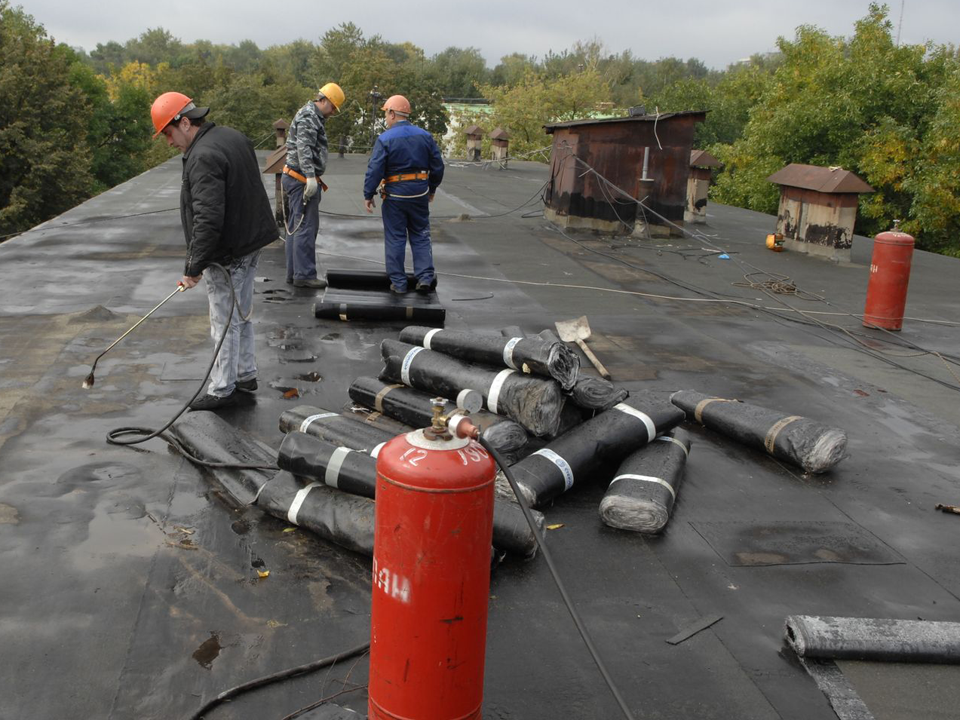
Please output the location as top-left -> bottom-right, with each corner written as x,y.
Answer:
189,392 -> 239,411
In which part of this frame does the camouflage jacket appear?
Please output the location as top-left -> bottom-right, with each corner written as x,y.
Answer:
285,101 -> 328,178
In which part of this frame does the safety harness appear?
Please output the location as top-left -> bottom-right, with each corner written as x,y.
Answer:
283,165 -> 329,192
377,171 -> 430,199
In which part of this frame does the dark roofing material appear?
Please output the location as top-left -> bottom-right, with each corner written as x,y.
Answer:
490,127 -> 510,140
544,111 -> 707,132
464,125 -> 484,136
767,163 -> 874,194
690,149 -> 722,168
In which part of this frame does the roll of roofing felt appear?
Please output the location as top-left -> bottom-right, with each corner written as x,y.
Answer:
785,616 -> 960,663
599,428 -> 691,533
348,376 -> 529,455
314,300 -> 445,325
279,405 -> 397,453
257,471 -> 375,556
569,376 -> 629,412
277,431 -> 545,557
507,395 -> 686,507
670,391 -> 847,474
398,326 -> 580,390
379,339 -> 566,438
326,269 -> 431,290
168,413 -> 375,556
342,405 -> 414,434
278,432 -> 378,498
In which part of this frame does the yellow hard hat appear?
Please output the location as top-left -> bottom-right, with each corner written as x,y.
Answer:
318,83 -> 345,112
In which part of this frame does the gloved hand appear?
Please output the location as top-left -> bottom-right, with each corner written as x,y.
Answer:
304,176 -> 319,200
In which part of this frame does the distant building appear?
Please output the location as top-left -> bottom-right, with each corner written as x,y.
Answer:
767,164 -> 874,262
542,111 -> 706,236
685,150 -> 722,224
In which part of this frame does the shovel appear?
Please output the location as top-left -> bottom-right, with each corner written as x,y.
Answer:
555,316 -> 611,380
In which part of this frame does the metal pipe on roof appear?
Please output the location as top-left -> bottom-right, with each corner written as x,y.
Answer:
642,147 -> 650,181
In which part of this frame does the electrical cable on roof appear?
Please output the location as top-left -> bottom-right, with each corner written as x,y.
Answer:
553,148 -> 960,389
477,434 -> 638,720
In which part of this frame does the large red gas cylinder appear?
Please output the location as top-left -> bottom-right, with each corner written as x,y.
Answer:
369,427 -> 496,720
863,223 -> 915,330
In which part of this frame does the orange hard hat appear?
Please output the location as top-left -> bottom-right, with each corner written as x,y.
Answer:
151,92 -> 210,137
381,95 -> 411,115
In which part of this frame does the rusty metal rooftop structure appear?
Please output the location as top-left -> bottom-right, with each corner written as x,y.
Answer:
690,149 -> 722,168
1,152 -> 958,719
544,111 -> 708,132
767,163 -> 875,194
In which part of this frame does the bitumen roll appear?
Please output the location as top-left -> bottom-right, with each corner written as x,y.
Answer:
257,471 -> 376,556
599,428 -> 691,533
325,269 -> 434,291
348,376 -> 529,455
314,297 -> 445,325
569,376 -> 630,412
277,430 -> 544,557
670,391 -> 847,474
169,412 -> 375,556
379,339 -> 566,437
279,405 -> 397,453
785,615 -> 960,663
398,326 -> 580,390
507,394 -> 686,507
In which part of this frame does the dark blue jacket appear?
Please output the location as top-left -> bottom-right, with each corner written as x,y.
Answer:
363,120 -> 444,200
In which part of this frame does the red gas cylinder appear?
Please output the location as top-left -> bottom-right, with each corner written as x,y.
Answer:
369,426 -> 496,720
863,222 -> 915,331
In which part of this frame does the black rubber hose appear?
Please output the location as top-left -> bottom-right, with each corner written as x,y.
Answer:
186,640 -> 370,720
477,434 -> 637,720
106,262 -> 236,447
104,264 -> 277,472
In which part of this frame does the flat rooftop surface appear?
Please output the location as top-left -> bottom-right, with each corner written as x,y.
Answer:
1,152 -> 959,720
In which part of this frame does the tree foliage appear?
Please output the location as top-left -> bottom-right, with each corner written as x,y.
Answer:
0,2 -> 94,235
706,3 -> 960,252
2,5 -> 960,254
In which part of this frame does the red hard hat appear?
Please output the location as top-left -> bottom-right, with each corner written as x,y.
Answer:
381,95 -> 411,115
151,92 -> 210,137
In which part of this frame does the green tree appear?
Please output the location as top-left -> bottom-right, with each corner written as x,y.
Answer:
0,2 -> 94,236
479,67 -> 612,154
707,3 -> 960,251
424,46 -> 489,97
67,59 -> 153,192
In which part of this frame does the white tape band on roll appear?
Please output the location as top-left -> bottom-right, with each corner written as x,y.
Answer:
422,328 -> 442,350
325,447 -> 352,489
487,369 -> 515,414
287,482 -> 321,525
448,413 -> 466,438
370,442 -> 386,458
655,435 -> 690,458
609,473 -> 676,501
299,412 -> 337,434
533,448 -> 576,491
614,403 -> 656,443
502,337 -> 522,370
401,346 -> 425,386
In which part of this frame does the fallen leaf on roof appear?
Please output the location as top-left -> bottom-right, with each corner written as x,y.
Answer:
546,523 -> 565,530
257,570 -> 270,579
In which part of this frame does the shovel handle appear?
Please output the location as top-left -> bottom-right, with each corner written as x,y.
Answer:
576,338 -> 611,379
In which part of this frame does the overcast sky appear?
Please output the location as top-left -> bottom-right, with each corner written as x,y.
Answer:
20,0 -> 959,70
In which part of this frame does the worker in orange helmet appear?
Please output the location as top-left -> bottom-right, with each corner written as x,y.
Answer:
150,91 -> 278,411
282,82 -> 344,289
363,94 -> 444,294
